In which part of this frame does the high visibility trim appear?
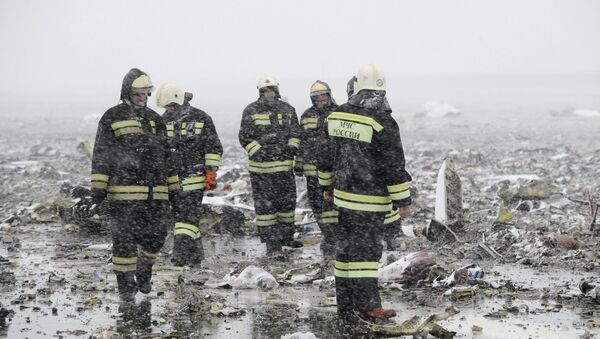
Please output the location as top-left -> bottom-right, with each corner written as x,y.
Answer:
113,264 -> 137,272
107,185 -> 149,200
91,173 -> 109,182
383,209 -> 400,224
328,112 -> 384,132
248,160 -> 293,173
114,126 -> 143,136
277,113 -> 283,125
304,170 -> 317,176
139,249 -> 159,259
150,120 -> 156,134
111,120 -> 140,130
252,114 -> 271,125
388,182 -> 410,200
168,183 -> 180,191
318,170 -> 333,186
181,176 -> 206,191
303,164 -> 317,170
301,117 -> 318,129
180,122 -> 188,135
112,256 -> 137,272
91,181 -> 108,189
245,140 -> 262,156
154,186 -> 168,193
153,193 -> 169,200
167,175 -> 179,184
108,186 -> 149,193
334,269 -> 379,278
277,211 -> 295,223
256,214 -> 278,226
389,190 -> 410,200
334,189 -> 392,212
174,222 -> 200,239
287,138 -> 300,148
321,209 -> 339,224
194,122 -> 205,135
174,228 -> 200,239
167,122 -> 174,137
205,153 -> 221,167
334,189 -> 391,204
334,261 -> 379,279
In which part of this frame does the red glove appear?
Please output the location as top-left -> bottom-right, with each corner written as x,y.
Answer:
205,171 -> 217,191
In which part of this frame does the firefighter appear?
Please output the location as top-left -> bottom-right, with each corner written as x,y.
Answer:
318,64 -> 412,333
156,83 -> 223,267
90,68 -> 173,302
238,75 -> 303,254
297,80 -> 339,258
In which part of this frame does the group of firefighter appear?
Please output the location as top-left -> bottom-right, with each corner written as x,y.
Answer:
89,64 -> 439,335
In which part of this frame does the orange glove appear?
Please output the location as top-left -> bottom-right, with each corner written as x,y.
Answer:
205,171 -> 217,191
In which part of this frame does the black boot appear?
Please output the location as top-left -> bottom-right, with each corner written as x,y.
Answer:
115,271 -> 137,302
265,241 -> 282,255
136,253 -> 155,294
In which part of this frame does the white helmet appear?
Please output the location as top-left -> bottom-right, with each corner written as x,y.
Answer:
354,64 -> 386,94
156,83 -> 184,108
257,75 -> 279,90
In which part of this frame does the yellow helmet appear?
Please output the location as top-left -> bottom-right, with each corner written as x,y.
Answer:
309,80 -> 331,97
354,64 -> 386,94
257,75 -> 279,90
156,83 -> 184,107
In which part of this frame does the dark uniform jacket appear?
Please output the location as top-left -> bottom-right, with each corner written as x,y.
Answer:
91,69 -> 172,202
238,97 -> 301,173
162,95 -> 223,191
318,99 -> 412,212
298,102 -> 338,176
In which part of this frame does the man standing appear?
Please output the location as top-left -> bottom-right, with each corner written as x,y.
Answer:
318,65 -> 412,333
298,81 -> 339,258
91,68 -> 172,302
156,83 -> 223,267
239,75 -> 303,254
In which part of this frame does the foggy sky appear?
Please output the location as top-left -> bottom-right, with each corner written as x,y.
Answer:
1,0 -> 599,120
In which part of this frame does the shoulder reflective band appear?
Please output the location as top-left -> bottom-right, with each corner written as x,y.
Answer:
303,164 -> 317,177
277,211 -> 295,223
112,256 -> 137,272
301,117 -> 318,129
256,213 -> 278,227
150,120 -> 156,134
167,175 -> 180,191
387,182 -> 410,200
194,121 -> 204,135
328,118 -> 373,143
107,185 -> 149,200
383,209 -> 400,224
334,261 -> 379,279
111,120 -> 143,137
318,171 -> 333,186
333,189 -> 392,212
174,222 -> 200,239
321,209 -> 339,224
205,153 -> 221,167
181,176 -> 206,191
327,112 -> 384,131
248,160 -> 293,173
245,140 -> 261,156
153,185 -> 169,200
91,173 -> 109,189
287,138 -> 300,148
181,122 -> 188,135
252,113 -> 271,125
167,122 -> 174,137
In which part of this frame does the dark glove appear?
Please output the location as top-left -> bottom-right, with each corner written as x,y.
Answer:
259,133 -> 279,145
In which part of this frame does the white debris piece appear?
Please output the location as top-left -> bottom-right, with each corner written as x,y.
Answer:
281,332 -> 319,339
225,266 -> 278,289
423,101 -> 461,118
572,109 -> 600,117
